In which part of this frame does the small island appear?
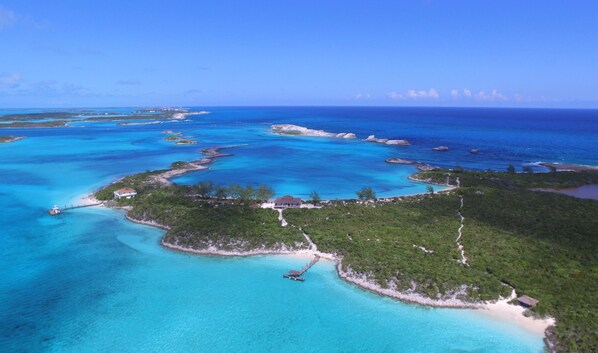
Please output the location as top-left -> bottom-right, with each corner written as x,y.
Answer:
0,135 -> 26,143
162,130 -> 197,145
385,158 -> 415,164
365,135 -> 410,146
271,124 -> 356,139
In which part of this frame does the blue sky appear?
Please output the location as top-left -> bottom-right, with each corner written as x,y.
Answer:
0,1 -> 597,108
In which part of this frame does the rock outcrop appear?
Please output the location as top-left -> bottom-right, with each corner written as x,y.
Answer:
272,124 -> 356,139
365,135 -> 410,146
385,158 -> 416,165
432,146 -> 449,152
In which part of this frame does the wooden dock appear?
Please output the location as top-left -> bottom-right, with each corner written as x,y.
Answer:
283,255 -> 320,282
48,203 -> 103,216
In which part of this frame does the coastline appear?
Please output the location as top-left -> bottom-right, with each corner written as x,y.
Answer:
85,160 -> 558,346
156,227 -> 554,338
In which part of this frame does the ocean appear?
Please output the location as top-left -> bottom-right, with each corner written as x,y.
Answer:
2,106 -> 596,352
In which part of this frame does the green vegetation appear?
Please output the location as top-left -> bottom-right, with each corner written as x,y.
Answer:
310,191 -> 321,205
130,187 -> 305,252
94,170 -> 166,201
277,130 -> 303,136
0,112 -> 79,121
0,120 -> 68,129
95,166 -> 598,352
97,180 -> 304,251
507,164 -> 516,173
286,170 -> 598,353
356,186 -> 376,200
426,185 -> 434,194
0,135 -> 25,143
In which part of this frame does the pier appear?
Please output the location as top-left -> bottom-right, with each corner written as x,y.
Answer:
283,255 -> 320,282
48,203 -> 103,216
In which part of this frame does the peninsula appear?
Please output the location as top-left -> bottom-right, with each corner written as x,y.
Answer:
92,162 -> 598,353
0,136 -> 26,143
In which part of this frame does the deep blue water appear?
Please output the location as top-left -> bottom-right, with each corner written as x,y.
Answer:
1,106 -> 596,352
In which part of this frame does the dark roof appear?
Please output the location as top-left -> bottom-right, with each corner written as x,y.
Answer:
518,295 -> 539,307
288,270 -> 301,276
274,195 -> 302,204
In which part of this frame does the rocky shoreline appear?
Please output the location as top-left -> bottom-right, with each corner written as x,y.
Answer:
539,162 -> 598,172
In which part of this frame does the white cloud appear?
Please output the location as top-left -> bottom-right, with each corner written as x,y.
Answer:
474,89 -> 507,101
463,88 -> 472,97
388,88 -> 439,100
450,89 -> 459,98
387,91 -> 404,100
0,73 -> 21,88
354,93 -> 371,100
0,6 -> 16,30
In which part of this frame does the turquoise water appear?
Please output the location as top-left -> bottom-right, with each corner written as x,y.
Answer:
3,106 -> 593,352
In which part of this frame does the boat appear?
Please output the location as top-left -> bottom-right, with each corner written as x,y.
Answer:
48,205 -> 62,216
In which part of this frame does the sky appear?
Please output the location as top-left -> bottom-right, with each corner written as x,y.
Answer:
1,1 -> 597,108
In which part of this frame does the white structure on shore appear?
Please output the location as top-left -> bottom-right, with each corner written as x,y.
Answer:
114,188 -> 138,200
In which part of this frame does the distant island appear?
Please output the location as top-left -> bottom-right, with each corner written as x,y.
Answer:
365,134 -> 410,146
91,158 -> 598,353
0,108 -> 209,129
271,124 -> 356,139
0,136 -> 26,143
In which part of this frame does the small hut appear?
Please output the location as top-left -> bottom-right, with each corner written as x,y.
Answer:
517,295 -> 539,308
274,195 -> 302,208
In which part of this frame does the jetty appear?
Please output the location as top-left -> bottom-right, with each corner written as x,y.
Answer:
47,203 -> 103,216
283,255 -> 320,282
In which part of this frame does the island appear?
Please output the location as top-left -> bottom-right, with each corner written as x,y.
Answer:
91,161 -> 598,353
385,158 -> 415,164
0,135 -> 26,143
365,135 -> 410,146
162,130 -> 197,145
0,108 -> 211,129
271,124 -> 356,139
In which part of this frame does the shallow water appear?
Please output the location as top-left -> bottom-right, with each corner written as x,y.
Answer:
3,106 -> 594,352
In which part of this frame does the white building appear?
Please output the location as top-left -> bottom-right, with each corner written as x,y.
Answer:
114,188 -> 138,200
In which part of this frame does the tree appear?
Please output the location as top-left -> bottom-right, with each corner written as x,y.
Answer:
197,181 -> 215,198
507,164 -> 516,174
522,166 -> 534,173
214,185 -> 228,199
453,165 -> 464,173
255,184 -> 274,202
357,186 -> 376,200
310,191 -> 321,205
426,185 -> 434,194
238,184 -> 255,201
227,183 -> 242,200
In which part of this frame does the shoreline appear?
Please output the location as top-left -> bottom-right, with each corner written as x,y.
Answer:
156,229 -> 554,338
127,208 -> 553,340
83,161 -> 559,346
